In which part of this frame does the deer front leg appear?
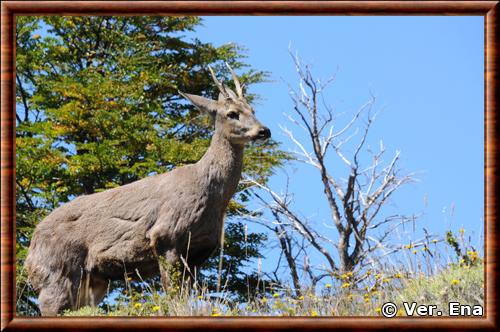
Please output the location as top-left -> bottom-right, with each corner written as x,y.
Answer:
148,221 -> 191,293
158,250 -> 180,292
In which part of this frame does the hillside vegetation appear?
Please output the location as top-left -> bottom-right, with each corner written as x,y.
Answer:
60,231 -> 484,317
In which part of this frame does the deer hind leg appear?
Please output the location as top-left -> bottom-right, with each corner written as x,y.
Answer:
38,278 -> 74,316
77,273 -> 108,309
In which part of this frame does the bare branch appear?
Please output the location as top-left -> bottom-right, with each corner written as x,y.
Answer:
254,51 -> 419,287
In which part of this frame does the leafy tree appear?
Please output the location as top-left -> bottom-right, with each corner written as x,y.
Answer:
199,221 -> 267,301
15,16 -> 287,315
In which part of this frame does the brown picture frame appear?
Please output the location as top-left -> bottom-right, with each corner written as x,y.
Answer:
1,1 -> 498,331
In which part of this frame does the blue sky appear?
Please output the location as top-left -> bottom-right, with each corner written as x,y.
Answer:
189,16 -> 484,263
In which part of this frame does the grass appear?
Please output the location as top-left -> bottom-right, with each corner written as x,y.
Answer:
393,262 -> 483,315
63,259 -> 484,317
17,229 -> 484,317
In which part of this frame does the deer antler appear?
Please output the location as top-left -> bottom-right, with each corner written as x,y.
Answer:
225,62 -> 243,99
207,65 -> 228,99
208,64 -> 243,101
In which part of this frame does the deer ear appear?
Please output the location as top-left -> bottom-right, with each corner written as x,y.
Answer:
179,91 -> 219,114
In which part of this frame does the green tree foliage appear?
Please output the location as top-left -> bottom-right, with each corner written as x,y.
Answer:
16,16 -> 287,315
200,221 -> 268,301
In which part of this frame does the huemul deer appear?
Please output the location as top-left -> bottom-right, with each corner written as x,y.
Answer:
25,64 -> 271,316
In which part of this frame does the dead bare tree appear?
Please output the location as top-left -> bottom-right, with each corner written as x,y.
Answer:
246,52 -> 421,293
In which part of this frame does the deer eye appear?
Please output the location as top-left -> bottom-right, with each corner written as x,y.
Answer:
227,111 -> 239,120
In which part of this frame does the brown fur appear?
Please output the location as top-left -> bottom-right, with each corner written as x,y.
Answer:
24,65 -> 271,315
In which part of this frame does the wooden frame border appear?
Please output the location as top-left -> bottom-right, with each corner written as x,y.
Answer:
1,1 -> 498,331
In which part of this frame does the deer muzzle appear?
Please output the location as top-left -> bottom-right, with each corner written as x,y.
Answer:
255,126 -> 271,141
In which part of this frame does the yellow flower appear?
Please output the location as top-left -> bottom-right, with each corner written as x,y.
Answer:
459,228 -> 465,235
134,303 -> 142,309
412,250 -> 417,255
393,273 -> 402,278
432,239 -> 438,243
261,297 -> 268,304
211,313 -> 222,317
127,277 -> 132,281
298,295 -> 304,300
404,244 -> 412,249
397,309 -> 404,316
467,251 -> 479,260
311,310 -> 319,317
325,283 -> 332,289
197,295 -> 203,300
422,247 -> 429,251
451,279 -> 460,285
382,278 -> 391,284
273,293 -> 280,298
152,306 -> 160,312
341,282 -> 350,289
364,297 -> 370,303
375,274 -> 382,279
375,307 -> 382,313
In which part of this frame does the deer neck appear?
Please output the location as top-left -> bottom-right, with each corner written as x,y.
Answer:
197,130 -> 244,203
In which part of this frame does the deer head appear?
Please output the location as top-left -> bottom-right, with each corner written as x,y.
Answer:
180,63 -> 271,145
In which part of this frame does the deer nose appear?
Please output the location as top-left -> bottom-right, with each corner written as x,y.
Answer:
258,127 -> 271,139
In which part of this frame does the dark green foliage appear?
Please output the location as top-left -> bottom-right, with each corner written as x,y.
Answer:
445,230 -> 480,267
199,220 -> 268,301
15,16 -> 287,315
